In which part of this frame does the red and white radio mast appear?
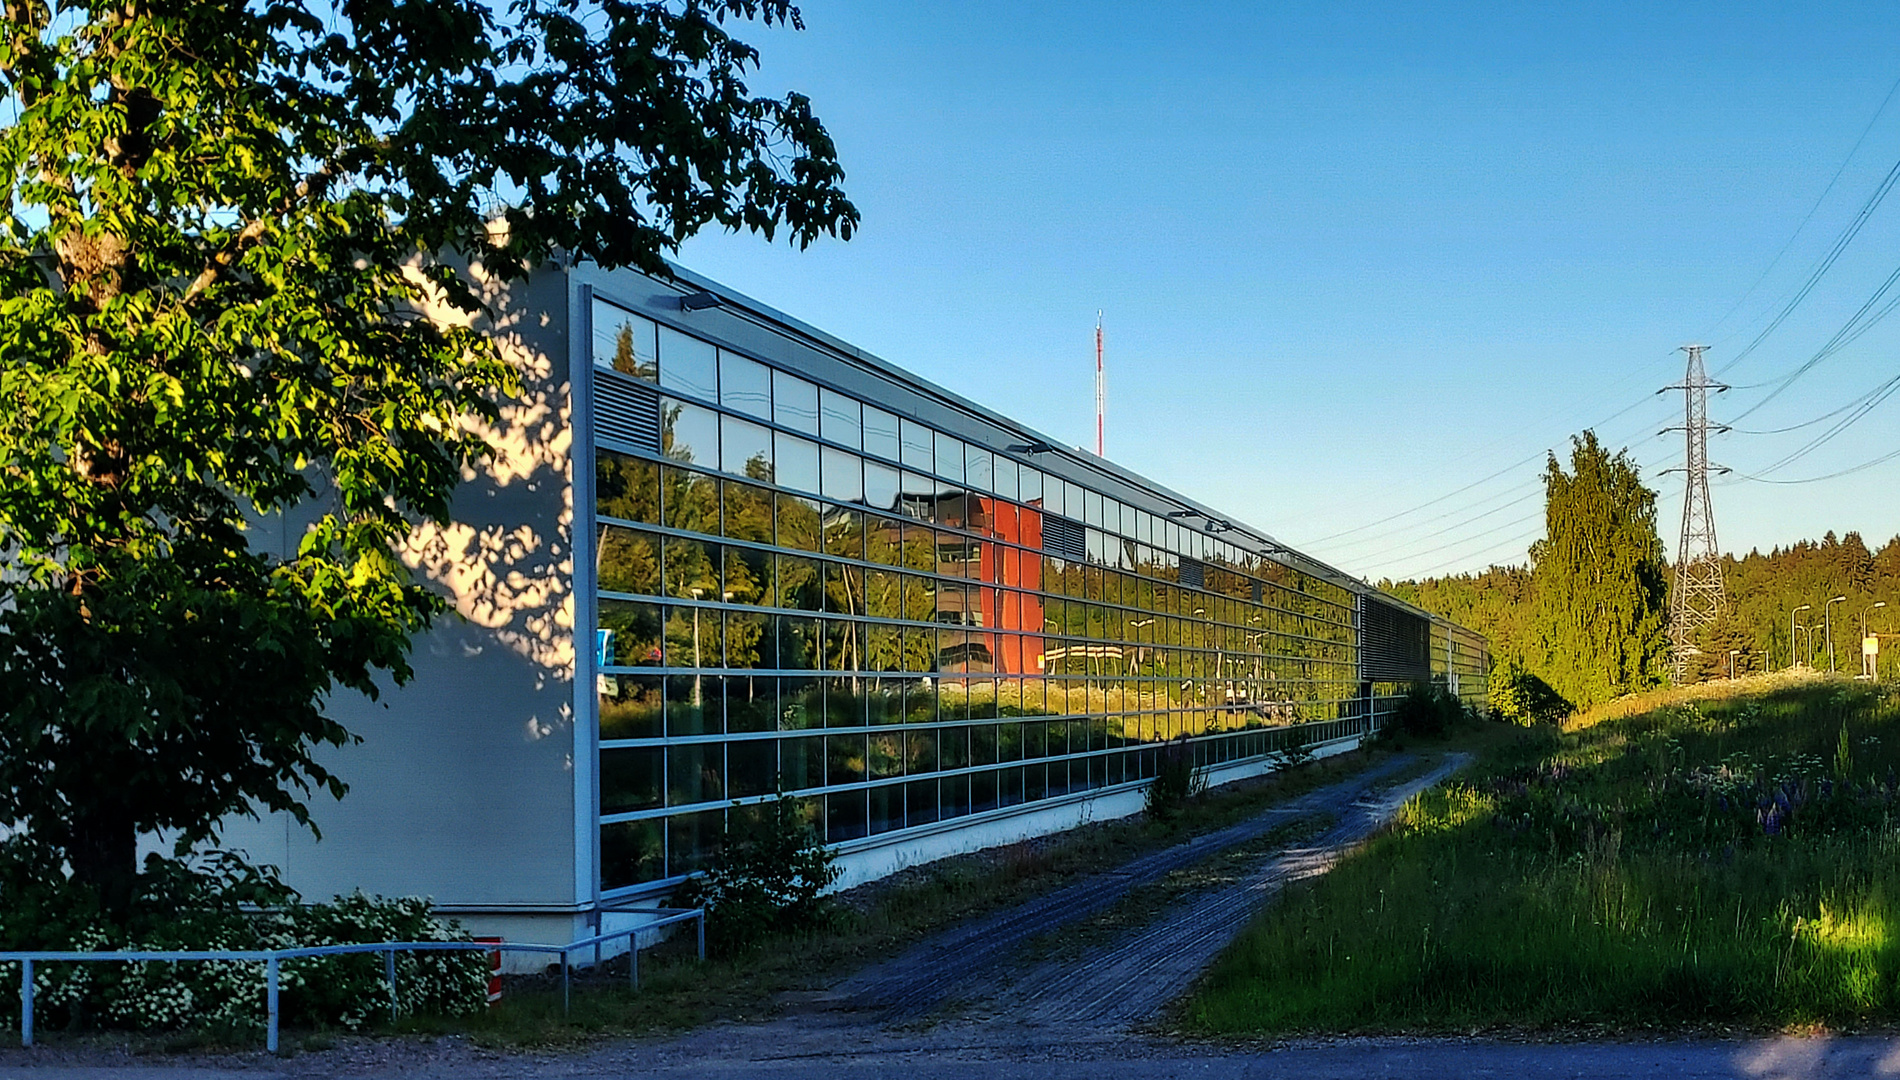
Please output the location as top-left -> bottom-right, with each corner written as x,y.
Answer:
1094,311 -> 1105,457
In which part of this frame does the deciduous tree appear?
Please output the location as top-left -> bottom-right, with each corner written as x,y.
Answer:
0,0 -> 855,918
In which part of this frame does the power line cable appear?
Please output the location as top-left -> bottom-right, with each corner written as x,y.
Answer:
1323,479 -> 1542,555
1730,444 -> 1900,485
1730,376 -> 1895,434
1374,508 -> 1543,566
1739,370 -> 1900,477
1704,71 -> 1900,341
1397,525 -> 1544,580
1328,399 -> 1673,567
1299,386 -> 1667,547
1714,151 -> 1900,379
1730,260 -> 1900,419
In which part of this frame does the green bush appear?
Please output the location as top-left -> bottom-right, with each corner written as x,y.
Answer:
1146,735 -> 1208,820
1392,681 -> 1467,738
677,794 -> 838,952
1488,660 -> 1573,725
0,849 -> 484,1034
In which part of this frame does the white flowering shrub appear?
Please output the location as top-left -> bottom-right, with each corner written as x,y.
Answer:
0,849 -> 485,1034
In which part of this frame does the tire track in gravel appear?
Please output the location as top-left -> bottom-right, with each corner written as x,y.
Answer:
835,752 -> 1465,1024
990,752 -> 1468,1026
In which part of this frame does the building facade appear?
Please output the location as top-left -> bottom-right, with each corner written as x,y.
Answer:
221,260 -> 1488,948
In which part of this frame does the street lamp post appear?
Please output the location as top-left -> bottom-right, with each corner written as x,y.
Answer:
1826,595 -> 1848,674
689,587 -> 705,707
1800,623 -> 1817,668
1789,604 -> 1811,670
1728,649 -> 1741,679
1865,602 -> 1888,680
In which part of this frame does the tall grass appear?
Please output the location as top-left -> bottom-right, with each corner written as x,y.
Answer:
1189,679 -> 1900,1033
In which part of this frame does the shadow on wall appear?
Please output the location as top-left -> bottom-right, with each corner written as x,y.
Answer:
216,258 -> 584,907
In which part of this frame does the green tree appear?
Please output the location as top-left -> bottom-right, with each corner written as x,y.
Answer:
1529,431 -> 1669,708
0,0 -> 855,918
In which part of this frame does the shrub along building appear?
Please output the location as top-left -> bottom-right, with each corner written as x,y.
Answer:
221,262 -> 1490,953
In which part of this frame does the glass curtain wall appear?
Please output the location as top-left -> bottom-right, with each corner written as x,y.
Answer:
590,297 -> 1366,892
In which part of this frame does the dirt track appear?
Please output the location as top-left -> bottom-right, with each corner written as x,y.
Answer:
836,751 -> 1466,1026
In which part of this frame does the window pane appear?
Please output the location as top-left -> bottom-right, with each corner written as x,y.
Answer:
778,556 -> 822,612
899,471 -> 935,523
600,820 -> 664,888
592,299 -> 658,380
863,460 -> 900,513
668,742 -> 725,806
721,415 -> 773,482
775,432 -> 820,494
719,351 -> 772,419
1084,488 -> 1103,528
721,479 -> 773,544
668,809 -> 723,876
598,526 -> 661,596
899,418 -> 933,470
781,733 -> 824,789
600,747 -> 663,813
993,456 -> 1018,502
777,616 -> 820,670
726,675 -> 775,731
723,550 -> 771,609
774,370 -> 819,434
666,672 -> 720,734
776,492 -> 822,553
600,674 -> 663,740
827,791 -> 868,843
820,388 -> 862,449
824,505 -> 865,560
662,399 -> 719,468
1046,477 -> 1068,518
596,450 -> 660,525
820,446 -> 863,502
599,599 -> 662,668
663,536 -> 720,600
1020,466 -> 1043,506
728,736 -> 777,794
658,325 -> 717,401
965,445 -> 992,494
661,465 -> 718,534
863,405 -> 901,461
935,433 -> 965,485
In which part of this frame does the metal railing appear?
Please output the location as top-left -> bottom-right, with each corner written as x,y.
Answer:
0,904 -> 704,1054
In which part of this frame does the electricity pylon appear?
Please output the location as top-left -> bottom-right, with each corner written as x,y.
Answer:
1661,344 -> 1729,684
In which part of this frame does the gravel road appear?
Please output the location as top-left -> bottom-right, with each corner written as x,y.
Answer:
835,750 -> 1451,1022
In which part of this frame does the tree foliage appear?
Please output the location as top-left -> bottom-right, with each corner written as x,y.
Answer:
677,792 -> 837,952
0,0 -> 856,917
1527,432 -> 1669,709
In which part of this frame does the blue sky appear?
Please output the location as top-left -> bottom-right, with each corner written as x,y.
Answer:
677,2 -> 1900,581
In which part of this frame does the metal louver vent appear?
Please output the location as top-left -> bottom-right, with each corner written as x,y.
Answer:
1359,596 -> 1431,683
593,369 -> 661,452
1178,557 -> 1205,589
1041,515 -> 1086,562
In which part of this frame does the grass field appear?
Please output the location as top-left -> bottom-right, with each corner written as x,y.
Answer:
1186,674 -> 1900,1035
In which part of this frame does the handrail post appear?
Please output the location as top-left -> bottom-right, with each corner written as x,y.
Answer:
21,958 -> 33,1048
630,932 -> 639,992
265,955 -> 280,1055
385,949 -> 398,1023
560,947 -> 570,1019
696,911 -> 706,961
